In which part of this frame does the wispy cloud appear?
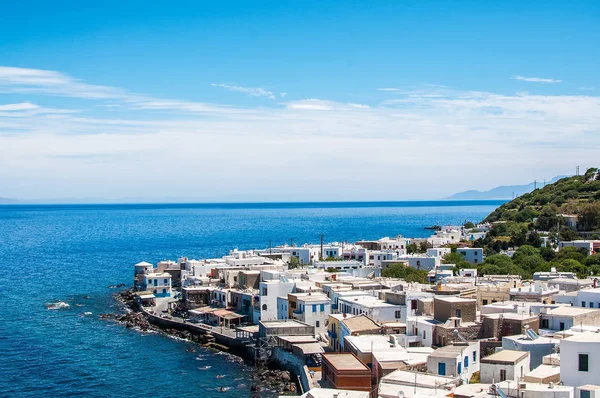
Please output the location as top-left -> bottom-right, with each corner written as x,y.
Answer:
512,75 -> 562,84
1,66 -> 599,201
211,83 -> 276,100
0,102 -> 39,111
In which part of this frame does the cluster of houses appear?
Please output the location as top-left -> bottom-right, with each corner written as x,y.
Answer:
131,226 -> 600,398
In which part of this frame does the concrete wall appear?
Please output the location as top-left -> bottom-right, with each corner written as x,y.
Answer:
434,298 -> 476,323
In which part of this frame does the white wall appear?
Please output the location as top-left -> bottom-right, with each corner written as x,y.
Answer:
481,356 -> 530,384
560,337 -> 600,388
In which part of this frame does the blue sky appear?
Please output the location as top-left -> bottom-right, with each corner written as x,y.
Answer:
0,1 -> 599,202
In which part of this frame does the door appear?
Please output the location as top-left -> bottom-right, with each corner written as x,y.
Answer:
438,362 -> 446,376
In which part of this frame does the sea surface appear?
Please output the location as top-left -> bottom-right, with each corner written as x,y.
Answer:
0,200 -> 504,397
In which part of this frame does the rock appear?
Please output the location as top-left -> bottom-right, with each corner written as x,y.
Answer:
250,385 -> 261,392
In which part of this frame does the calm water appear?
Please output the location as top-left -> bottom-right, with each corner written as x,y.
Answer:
0,201 -> 503,397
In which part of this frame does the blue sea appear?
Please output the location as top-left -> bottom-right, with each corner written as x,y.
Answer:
0,201 -> 503,397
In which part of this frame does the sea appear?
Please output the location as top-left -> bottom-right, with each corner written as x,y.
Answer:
0,200 -> 504,397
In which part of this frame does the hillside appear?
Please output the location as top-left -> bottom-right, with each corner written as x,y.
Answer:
465,168 -> 600,279
446,175 -> 566,200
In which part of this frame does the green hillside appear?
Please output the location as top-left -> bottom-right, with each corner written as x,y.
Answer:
469,168 -> 600,279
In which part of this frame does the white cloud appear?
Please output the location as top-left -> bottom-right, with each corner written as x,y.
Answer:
211,83 -> 276,100
0,102 -> 39,111
1,66 -> 599,201
280,92 -> 287,98
512,75 -> 562,84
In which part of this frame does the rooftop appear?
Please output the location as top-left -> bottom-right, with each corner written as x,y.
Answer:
563,331 -> 600,343
434,296 -> 476,303
430,345 -> 470,358
341,314 -> 381,332
480,349 -> 528,364
322,353 -> 370,371
344,335 -> 406,353
260,319 -> 310,329
547,306 -> 600,316
304,388 -> 369,398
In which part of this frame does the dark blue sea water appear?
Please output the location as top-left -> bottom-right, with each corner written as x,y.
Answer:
0,201 -> 503,397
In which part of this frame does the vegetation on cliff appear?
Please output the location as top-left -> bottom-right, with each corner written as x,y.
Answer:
470,168 -> 600,279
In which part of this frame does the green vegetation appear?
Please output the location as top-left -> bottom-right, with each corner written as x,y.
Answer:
474,169 -> 600,279
382,262 -> 429,283
288,256 -> 300,269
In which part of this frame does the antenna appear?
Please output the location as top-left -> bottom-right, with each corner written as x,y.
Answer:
576,166 -> 580,176
543,178 -> 546,187
534,180 -> 537,190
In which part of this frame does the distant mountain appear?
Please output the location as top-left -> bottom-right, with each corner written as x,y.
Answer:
445,175 -> 568,200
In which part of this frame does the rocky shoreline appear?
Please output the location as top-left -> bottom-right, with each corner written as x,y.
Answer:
100,288 -> 299,396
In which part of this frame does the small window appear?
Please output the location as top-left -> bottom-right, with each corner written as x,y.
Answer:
162,289 -> 166,294
581,390 -> 591,398
316,321 -> 320,328
500,369 -> 506,381
262,304 -> 267,311
320,304 -> 325,312
583,301 -> 586,307
422,330 -> 426,339
395,310 -> 401,319
312,305 -> 317,313
579,353 -> 589,372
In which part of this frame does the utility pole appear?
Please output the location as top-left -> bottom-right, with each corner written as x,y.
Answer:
320,234 -> 324,260
269,239 -> 272,254
543,178 -> 546,187
534,180 -> 537,190
290,238 -> 294,247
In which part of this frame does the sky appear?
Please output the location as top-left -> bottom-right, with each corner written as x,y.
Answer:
0,1 -> 599,202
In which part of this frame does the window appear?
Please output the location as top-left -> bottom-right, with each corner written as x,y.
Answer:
455,309 -> 462,318
464,356 -> 468,368
316,321 -> 320,328
581,390 -> 591,398
458,362 -> 462,374
262,304 -> 267,311
473,351 -> 477,363
500,369 -> 506,381
422,330 -> 426,339
560,322 -> 565,331
482,300 -> 488,305
312,305 -> 317,313
162,289 -> 166,294
579,353 -> 589,372
164,279 -> 168,284
582,301 -> 586,307
320,304 -> 325,312
541,319 -> 549,328
395,310 -> 401,319
591,302 -> 595,308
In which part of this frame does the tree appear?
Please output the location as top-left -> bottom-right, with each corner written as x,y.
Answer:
579,203 -> 600,231
442,252 -> 471,271
288,256 -> 300,269
382,263 -> 428,284
556,246 -> 587,263
555,259 -> 588,278
464,221 -> 475,229
539,247 -> 557,262
419,241 -> 429,253
407,243 -> 418,254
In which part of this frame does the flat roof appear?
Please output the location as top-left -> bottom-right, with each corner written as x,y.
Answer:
323,353 -> 370,371
525,364 -> 559,379
381,370 -> 458,388
481,349 -> 529,364
344,335 -> 406,353
341,315 -> 380,332
563,331 -> 600,342
548,307 -> 599,316
434,296 -> 475,303
303,388 -> 369,398
579,385 -> 600,391
260,319 -> 310,328
430,345 -> 469,358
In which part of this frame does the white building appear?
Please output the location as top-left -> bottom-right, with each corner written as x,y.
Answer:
559,240 -> 596,256
142,272 -> 172,297
390,254 -> 440,271
277,296 -> 289,320
426,247 -> 451,258
256,280 -> 295,322
560,332 -> 600,389
338,295 -> 402,323
367,250 -> 399,267
427,342 -> 480,382
292,293 -> 331,334
480,350 -> 530,384
456,247 -> 484,265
